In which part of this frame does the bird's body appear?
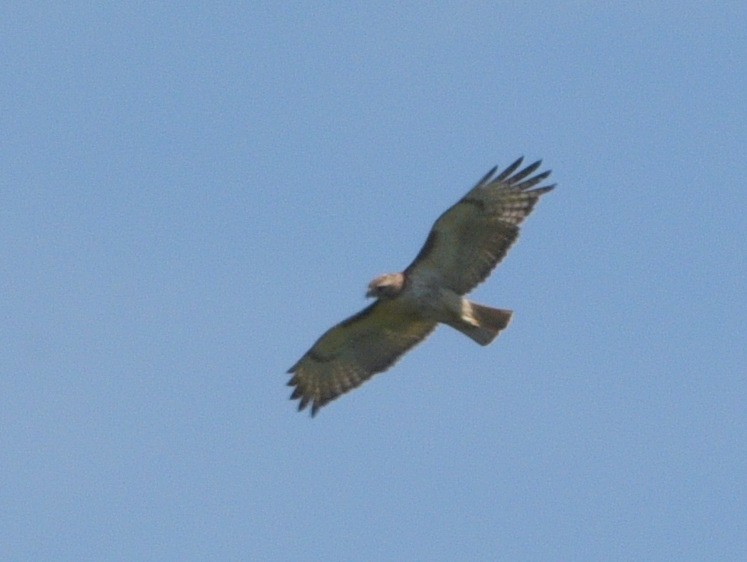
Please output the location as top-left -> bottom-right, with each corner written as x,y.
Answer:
379,272 -> 453,323
374,272 -> 510,345
287,157 -> 555,416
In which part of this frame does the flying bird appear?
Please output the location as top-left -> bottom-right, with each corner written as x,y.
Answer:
287,157 -> 555,416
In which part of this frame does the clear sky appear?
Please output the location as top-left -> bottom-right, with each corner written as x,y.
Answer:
2,3 -> 745,560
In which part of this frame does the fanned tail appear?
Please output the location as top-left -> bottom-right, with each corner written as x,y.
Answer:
449,301 -> 512,345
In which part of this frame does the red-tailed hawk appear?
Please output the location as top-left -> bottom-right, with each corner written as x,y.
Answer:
287,157 -> 554,416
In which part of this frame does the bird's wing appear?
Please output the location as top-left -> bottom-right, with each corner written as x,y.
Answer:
404,157 -> 554,295
287,299 -> 436,416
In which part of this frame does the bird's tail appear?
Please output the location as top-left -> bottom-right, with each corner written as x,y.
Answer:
449,301 -> 513,346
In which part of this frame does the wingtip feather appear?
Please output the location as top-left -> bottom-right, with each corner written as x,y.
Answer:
515,169 -> 553,191
509,159 -> 542,184
298,395 -> 310,411
495,156 -> 524,182
472,165 -> 498,188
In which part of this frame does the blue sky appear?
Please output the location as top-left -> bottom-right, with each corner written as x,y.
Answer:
2,3 -> 745,560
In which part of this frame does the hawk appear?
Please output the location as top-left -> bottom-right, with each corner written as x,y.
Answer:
287,157 -> 554,416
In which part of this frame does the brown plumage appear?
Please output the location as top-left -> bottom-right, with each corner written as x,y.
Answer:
287,157 -> 555,416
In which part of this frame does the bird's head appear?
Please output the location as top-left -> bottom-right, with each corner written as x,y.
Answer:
366,273 -> 405,299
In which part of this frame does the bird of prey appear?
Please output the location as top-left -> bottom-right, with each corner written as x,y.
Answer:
287,157 -> 554,416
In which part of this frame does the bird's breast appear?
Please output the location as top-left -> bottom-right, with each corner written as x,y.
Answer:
401,274 -> 460,321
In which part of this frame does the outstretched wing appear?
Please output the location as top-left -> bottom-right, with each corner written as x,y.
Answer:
287,299 -> 436,416
405,157 -> 554,295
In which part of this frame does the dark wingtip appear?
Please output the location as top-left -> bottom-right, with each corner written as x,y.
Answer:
494,156 -> 524,182
473,165 -> 499,188
527,159 -> 543,172
514,169 -> 553,191
298,395 -> 310,412
508,159 -> 542,184
286,360 -> 300,374
537,183 -> 556,193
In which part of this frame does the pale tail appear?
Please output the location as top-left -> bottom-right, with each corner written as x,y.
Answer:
451,302 -> 513,346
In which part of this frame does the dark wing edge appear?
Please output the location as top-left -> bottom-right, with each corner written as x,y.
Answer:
481,156 -> 556,194
286,301 -> 437,417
